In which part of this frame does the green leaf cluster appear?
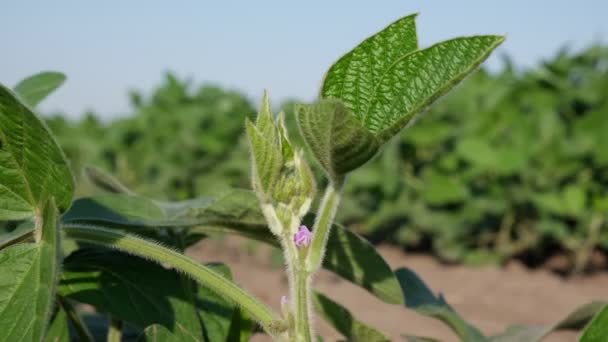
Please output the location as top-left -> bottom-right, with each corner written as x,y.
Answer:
337,45 -> 608,270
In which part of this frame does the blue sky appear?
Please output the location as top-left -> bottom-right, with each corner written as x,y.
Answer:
2,1 -> 606,119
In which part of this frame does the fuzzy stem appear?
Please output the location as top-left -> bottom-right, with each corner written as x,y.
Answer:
63,225 -> 281,336
107,317 -> 123,342
294,266 -> 312,342
306,178 -> 344,273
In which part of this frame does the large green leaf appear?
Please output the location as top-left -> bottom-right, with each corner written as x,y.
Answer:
313,292 -> 388,341
394,267 -> 485,342
13,72 -> 66,107
0,200 -> 61,342
580,305 -> 608,342
59,248 -> 205,341
0,84 -> 74,219
63,194 -> 167,226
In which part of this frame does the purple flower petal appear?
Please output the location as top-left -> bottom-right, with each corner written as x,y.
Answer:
293,225 -> 312,248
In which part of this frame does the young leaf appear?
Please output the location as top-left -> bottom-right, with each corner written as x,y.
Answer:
0,200 -> 61,342
580,305 -> 608,342
313,292 -> 388,341
394,268 -> 485,342
366,35 -> 505,142
296,99 -> 380,179
321,14 -> 504,144
321,14 -> 418,116
0,84 -> 74,220
13,71 -> 66,107
246,119 -> 282,196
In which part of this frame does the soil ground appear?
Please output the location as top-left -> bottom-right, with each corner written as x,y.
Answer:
187,237 -> 608,342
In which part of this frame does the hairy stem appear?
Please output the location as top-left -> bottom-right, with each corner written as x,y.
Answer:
63,225 -> 281,336
294,265 -> 312,342
306,178 -> 344,273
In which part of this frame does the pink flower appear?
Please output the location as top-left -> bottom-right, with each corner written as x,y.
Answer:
293,225 -> 312,248
281,295 -> 289,305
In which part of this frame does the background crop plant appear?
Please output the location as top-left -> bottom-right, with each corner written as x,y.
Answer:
0,12 -> 607,342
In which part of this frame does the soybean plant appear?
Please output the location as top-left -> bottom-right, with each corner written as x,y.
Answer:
1,13 -> 606,342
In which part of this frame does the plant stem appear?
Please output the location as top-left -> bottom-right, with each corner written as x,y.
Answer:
294,265 -> 312,342
63,224 -> 281,336
107,316 -> 123,342
306,178 -> 344,273
58,296 -> 94,342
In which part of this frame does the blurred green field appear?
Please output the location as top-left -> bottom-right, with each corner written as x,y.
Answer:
46,45 -> 608,271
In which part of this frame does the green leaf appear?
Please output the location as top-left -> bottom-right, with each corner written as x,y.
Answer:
313,292 -> 388,341
0,199 -> 61,342
395,267 -> 485,342
320,217 -> 403,304
137,324 -> 178,342
296,99 -> 379,178
580,305 -> 608,342
14,72 -> 66,107
0,84 -> 74,220
371,35 -> 504,142
321,14 -> 418,117
44,306 -> 69,342
63,194 -> 167,226
322,14 -> 503,143
62,226 -> 280,336
58,248 -> 204,341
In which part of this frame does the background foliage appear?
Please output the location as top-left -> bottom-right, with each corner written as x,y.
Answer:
46,45 -> 608,270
